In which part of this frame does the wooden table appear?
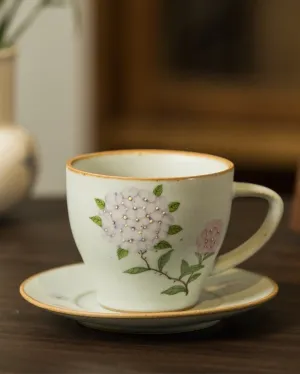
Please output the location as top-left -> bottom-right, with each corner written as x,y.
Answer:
0,197 -> 299,374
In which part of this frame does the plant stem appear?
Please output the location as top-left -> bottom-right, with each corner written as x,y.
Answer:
140,252 -> 189,295
0,0 -> 22,46
0,0 -> 8,24
8,0 -> 45,44
69,0 -> 81,33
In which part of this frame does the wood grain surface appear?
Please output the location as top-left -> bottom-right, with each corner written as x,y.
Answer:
0,197 -> 299,374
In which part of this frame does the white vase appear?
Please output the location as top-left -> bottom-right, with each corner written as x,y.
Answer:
0,47 -> 37,215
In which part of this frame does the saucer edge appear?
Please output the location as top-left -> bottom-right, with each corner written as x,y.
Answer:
19,263 -> 279,320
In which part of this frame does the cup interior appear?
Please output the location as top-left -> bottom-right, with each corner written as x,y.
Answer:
69,150 -> 233,179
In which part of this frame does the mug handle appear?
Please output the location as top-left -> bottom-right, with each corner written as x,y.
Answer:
211,182 -> 284,275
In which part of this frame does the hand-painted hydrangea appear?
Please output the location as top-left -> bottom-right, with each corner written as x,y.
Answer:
97,187 -> 174,252
90,186 -> 225,297
196,219 -> 223,253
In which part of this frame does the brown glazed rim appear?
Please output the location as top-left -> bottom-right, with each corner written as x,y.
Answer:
66,149 -> 234,181
19,263 -> 278,320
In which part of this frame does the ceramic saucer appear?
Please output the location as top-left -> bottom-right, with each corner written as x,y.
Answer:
20,263 -> 278,334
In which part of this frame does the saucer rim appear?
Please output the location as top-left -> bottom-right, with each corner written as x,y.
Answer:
19,263 -> 279,320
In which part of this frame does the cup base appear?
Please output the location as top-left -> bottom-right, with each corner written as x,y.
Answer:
98,299 -> 198,314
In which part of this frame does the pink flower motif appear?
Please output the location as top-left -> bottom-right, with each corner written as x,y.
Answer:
196,219 -> 223,253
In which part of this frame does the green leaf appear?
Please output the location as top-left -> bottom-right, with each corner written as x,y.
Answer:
203,252 -> 215,260
89,215 -> 102,227
0,1 -> 17,44
168,202 -> 180,212
180,262 -> 204,278
95,198 -> 105,210
154,240 -> 172,250
124,267 -> 149,274
187,273 -> 201,284
168,225 -> 183,235
180,259 -> 190,277
189,264 -> 205,273
161,285 -> 186,295
117,248 -> 129,260
153,184 -> 163,197
158,249 -> 173,271
195,252 -> 202,262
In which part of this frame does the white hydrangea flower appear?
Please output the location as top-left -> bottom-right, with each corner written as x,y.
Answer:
98,187 -> 174,252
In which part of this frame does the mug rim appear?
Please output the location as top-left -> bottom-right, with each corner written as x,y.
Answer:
66,149 -> 234,181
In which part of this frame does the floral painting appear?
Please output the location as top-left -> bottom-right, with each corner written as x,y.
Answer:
90,184 -> 223,296
196,219 -> 223,254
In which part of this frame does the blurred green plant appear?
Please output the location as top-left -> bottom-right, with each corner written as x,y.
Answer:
0,0 -> 81,48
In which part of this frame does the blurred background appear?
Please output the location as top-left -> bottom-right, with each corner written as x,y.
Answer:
92,0 -> 300,196
14,0 -> 300,197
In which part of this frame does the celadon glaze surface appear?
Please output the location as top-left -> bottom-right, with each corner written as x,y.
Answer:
67,151 -> 233,312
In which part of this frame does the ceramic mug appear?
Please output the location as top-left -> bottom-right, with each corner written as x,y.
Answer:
66,150 -> 283,313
